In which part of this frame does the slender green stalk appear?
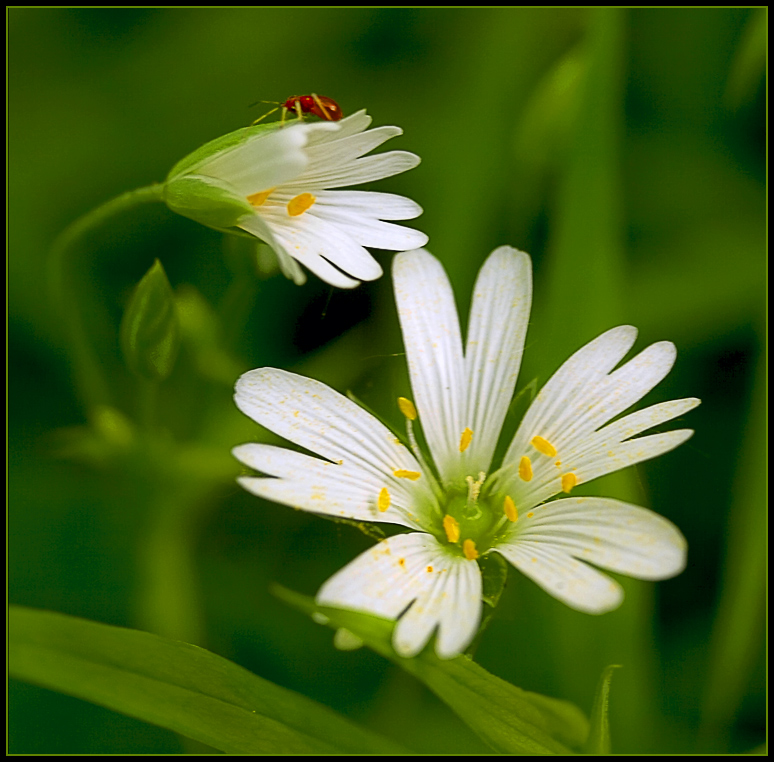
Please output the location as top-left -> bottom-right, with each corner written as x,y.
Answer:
48,184 -> 166,409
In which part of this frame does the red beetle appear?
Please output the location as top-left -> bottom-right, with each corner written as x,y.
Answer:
282,94 -> 343,122
252,94 -> 344,125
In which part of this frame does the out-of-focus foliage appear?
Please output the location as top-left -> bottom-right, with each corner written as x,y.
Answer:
9,8 -> 764,754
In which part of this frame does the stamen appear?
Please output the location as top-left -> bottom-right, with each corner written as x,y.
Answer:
503,495 -> 518,522
397,397 -> 417,420
531,436 -> 557,457
378,487 -> 391,512
459,427 -> 473,452
247,188 -> 274,206
518,455 -> 533,481
287,192 -> 316,216
561,473 -> 577,493
463,539 -> 479,560
393,469 -> 421,480
443,514 -> 460,543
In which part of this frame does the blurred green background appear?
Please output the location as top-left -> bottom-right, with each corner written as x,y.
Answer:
9,7 -> 765,754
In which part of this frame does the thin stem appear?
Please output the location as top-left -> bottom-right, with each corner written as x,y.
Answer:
48,184 -> 166,410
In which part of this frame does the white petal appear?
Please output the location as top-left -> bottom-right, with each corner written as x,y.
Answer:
504,325 -> 638,468
316,533 -> 481,659
312,191 -> 424,220
494,542 -> 623,614
270,208 -> 384,281
305,110 -> 371,144
499,497 -> 687,580
287,151 -> 421,191
310,200 -> 429,251
464,247 -> 532,474
498,328 -> 695,505
238,211 -> 365,288
199,124 -> 310,196
393,250 -> 465,483
233,443 -> 425,528
234,368 -> 438,513
567,428 -> 695,488
303,126 -> 404,172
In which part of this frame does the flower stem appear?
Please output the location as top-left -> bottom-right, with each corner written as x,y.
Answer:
48,184 -> 166,409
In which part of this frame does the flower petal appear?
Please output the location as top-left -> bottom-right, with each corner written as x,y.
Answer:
393,250 -> 465,482
498,328 -> 696,505
313,191 -> 424,220
304,109 -> 372,144
316,533 -> 481,659
494,542 -> 623,614
234,368 -> 438,518
288,151 -> 421,191
311,196 -> 429,251
464,247 -> 532,474
499,497 -> 687,581
233,443 -> 426,528
199,123 -> 311,196
504,325 -> 638,468
303,126 -> 405,172
238,210 -> 368,288
271,207 -> 384,281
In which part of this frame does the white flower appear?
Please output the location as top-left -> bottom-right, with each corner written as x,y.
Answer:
233,247 -> 699,659
195,110 -> 428,289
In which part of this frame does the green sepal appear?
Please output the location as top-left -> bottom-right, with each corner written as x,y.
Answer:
120,259 -> 180,381
480,551 -> 508,609
163,174 -> 253,229
166,122 -> 283,181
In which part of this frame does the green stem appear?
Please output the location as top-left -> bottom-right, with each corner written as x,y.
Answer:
48,184 -> 166,409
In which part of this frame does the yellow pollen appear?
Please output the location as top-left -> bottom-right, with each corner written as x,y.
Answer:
443,515 -> 460,543
459,427 -> 473,452
531,436 -> 557,457
518,455 -> 533,481
426,566 -> 433,573
463,539 -> 479,560
287,192 -> 316,216
247,188 -> 274,206
378,487 -> 391,512
527,512 -> 534,518
397,397 -> 417,420
561,473 -> 577,493
393,469 -> 421,480
503,495 -> 518,522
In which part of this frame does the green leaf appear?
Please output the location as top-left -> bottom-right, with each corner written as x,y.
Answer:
120,260 -> 180,381
163,174 -> 254,229
585,664 -> 621,755
274,586 -> 589,755
8,606 -> 405,755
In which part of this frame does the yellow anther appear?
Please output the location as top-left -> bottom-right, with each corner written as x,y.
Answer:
561,473 -> 577,493
503,495 -> 518,522
459,427 -> 473,452
287,192 -> 316,216
531,436 -> 557,457
443,515 -> 460,543
378,487 -> 391,512
463,539 -> 479,560
518,455 -> 533,482
397,397 -> 417,420
393,469 -> 421,481
247,188 -> 274,206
